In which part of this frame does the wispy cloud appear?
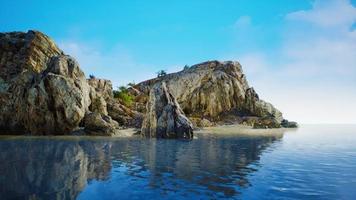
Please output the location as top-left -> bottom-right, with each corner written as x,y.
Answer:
226,0 -> 356,123
57,40 -> 157,87
283,0 -> 356,79
286,0 -> 356,28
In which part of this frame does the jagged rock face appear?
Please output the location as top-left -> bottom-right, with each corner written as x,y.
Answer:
0,30 -> 118,135
107,99 -> 143,128
0,53 -> 91,134
25,55 -> 92,134
87,78 -> 113,100
0,30 -> 63,80
86,78 -> 144,129
136,61 -> 283,126
141,82 -> 193,139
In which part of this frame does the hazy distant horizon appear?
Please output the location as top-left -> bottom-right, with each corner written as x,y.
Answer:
1,0 -> 355,124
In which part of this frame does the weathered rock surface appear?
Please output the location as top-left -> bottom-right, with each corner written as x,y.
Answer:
107,99 -> 143,128
141,82 -> 194,139
135,61 -> 291,128
0,30 -> 119,135
87,77 -> 113,100
25,55 -> 92,134
83,112 -> 119,135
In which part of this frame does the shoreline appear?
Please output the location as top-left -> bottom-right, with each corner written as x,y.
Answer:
195,124 -> 297,137
0,125 -> 298,140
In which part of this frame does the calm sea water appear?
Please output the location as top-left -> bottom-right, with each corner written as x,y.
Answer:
0,125 -> 355,200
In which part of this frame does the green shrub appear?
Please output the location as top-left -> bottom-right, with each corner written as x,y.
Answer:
113,85 -> 134,107
127,82 -> 135,87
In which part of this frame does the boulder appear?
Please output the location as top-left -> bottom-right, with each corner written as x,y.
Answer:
141,82 -> 193,139
83,112 -> 119,135
190,117 -> 214,128
281,119 -> 298,128
25,55 -> 91,134
252,117 -> 281,129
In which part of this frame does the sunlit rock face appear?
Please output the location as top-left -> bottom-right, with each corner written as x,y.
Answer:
135,61 -> 285,128
141,82 -> 194,139
87,77 -> 113,101
0,30 -> 119,135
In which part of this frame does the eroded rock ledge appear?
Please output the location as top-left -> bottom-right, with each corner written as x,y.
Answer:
0,30 -> 297,137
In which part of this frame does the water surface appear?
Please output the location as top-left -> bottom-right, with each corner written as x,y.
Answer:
1,125 -> 355,199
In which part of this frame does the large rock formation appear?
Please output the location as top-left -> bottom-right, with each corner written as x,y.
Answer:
141,82 -> 194,139
0,30 -> 119,135
134,61 -> 291,128
0,30 -> 296,136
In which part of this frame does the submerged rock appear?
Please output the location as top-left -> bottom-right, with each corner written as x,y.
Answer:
141,82 -> 193,139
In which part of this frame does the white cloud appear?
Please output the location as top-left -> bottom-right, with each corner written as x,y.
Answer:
286,0 -> 356,28
228,0 -> 356,123
283,0 -> 356,80
57,40 -> 156,87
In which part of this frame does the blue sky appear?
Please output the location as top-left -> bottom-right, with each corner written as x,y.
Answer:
1,0 -> 356,123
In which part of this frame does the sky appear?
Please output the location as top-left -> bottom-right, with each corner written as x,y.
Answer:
1,0 -> 356,124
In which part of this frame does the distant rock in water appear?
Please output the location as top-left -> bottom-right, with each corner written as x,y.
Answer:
141,82 -> 194,139
134,61 -> 295,128
0,30 -> 119,135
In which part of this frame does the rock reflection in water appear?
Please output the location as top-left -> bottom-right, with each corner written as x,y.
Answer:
0,140 -> 112,200
0,132 -> 283,199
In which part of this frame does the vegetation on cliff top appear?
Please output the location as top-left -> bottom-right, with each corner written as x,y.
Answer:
113,85 -> 135,107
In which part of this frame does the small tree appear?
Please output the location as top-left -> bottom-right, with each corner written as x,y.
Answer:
127,82 -> 135,87
183,65 -> 190,70
156,70 -> 167,78
118,86 -> 128,93
89,74 -> 95,79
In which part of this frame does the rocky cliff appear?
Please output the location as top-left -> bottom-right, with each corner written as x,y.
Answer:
0,30 -> 119,135
134,61 -> 294,128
